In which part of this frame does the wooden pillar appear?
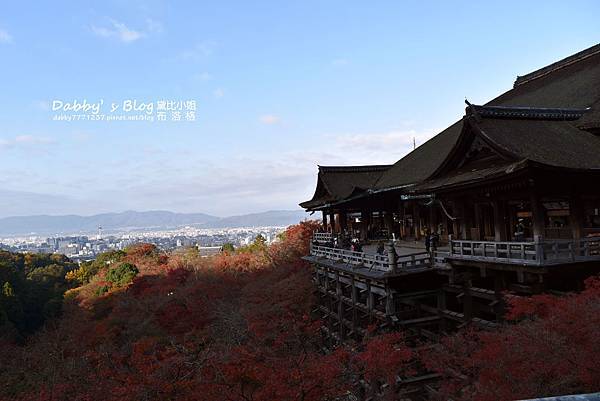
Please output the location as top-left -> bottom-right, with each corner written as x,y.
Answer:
473,203 -> 482,240
329,211 -> 336,233
437,289 -> 447,332
450,201 -> 459,239
384,210 -> 394,238
366,280 -> 374,324
493,199 -> 507,241
428,204 -> 436,234
360,210 -> 369,240
351,276 -> 358,340
339,211 -> 348,234
462,276 -> 473,323
493,272 -> 506,322
399,203 -> 406,239
412,202 -> 421,240
322,211 -> 328,232
530,191 -> 545,239
385,286 -> 395,316
570,193 -> 584,240
456,199 -> 467,240
336,271 -> 343,339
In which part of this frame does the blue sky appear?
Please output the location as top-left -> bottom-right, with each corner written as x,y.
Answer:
0,0 -> 598,217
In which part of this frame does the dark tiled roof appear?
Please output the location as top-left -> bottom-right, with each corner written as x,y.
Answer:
469,104 -> 589,120
513,43 -> 600,87
302,43 -> 600,208
474,115 -> 600,170
374,43 -> 600,192
489,43 -> 600,129
372,121 -> 463,191
299,165 -> 391,209
411,161 -> 527,193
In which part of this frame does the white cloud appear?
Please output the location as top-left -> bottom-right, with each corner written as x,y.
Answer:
71,131 -> 92,142
0,124 -> 441,216
193,72 -> 212,81
33,100 -> 50,111
334,130 -> 435,152
145,18 -> 163,33
91,19 -> 144,43
0,29 -> 12,44
180,41 -> 216,60
331,58 -> 349,66
213,88 -> 224,98
259,114 -> 280,125
0,135 -> 56,150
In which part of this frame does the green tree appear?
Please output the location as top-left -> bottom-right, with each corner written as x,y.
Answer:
105,263 -> 139,288
221,243 -> 235,253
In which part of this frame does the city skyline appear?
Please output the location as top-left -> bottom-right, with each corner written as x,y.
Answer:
0,1 -> 599,217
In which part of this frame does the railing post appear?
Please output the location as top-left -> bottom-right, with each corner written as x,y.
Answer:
534,235 -> 543,265
386,241 -> 398,272
568,241 -> 574,261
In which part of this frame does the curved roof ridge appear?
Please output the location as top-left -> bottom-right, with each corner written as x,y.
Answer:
318,165 -> 391,173
468,104 -> 590,120
514,42 -> 600,87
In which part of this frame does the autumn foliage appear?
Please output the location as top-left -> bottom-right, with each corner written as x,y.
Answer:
0,221 -> 599,400
0,221 -> 401,401
425,275 -> 600,400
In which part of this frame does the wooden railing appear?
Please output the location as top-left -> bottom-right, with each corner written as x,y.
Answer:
450,237 -> 600,266
313,232 -> 334,244
540,237 -> 600,263
309,243 -> 432,273
433,250 -> 451,268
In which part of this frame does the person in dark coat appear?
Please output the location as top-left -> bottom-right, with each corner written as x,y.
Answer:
514,219 -> 525,241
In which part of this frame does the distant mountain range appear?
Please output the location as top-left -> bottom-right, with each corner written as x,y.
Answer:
0,210 -> 309,236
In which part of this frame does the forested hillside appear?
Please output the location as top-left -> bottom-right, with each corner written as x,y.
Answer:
0,222 -> 598,400
0,252 -> 76,340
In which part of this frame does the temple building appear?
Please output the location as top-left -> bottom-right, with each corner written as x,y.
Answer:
300,43 -> 600,346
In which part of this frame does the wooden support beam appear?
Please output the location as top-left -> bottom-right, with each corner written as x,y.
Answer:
351,276 -> 358,339
385,286 -> 395,317
462,278 -> 473,323
336,271 -> 344,339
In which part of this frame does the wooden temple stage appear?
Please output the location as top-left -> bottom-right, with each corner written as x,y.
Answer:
301,43 -> 600,347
